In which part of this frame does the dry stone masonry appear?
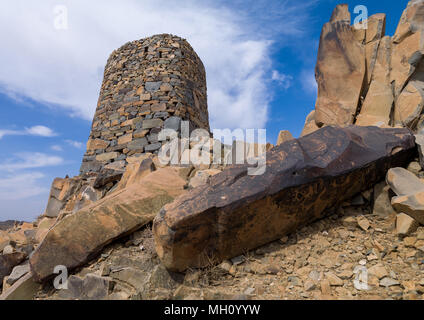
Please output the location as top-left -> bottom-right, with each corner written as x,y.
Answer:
80,34 -> 209,174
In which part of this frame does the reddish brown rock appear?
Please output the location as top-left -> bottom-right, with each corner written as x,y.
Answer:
300,110 -> 319,137
0,272 -> 41,300
392,192 -> 424,225
330,4 -> 350,23
356,36 -> 393,127
44,177 -> 79,218
153,126 -> 416,271
30,166 -> 188,282
391,1 -> 424,98
394,81 -> 424,129
276,131 -> 294,146
0,252 -> 26,285
314,5 -> 366,127
364,14 -> 386,85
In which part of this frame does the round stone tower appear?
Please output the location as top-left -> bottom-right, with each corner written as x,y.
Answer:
80,34 -> 209,174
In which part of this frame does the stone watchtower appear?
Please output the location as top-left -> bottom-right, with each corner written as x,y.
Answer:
80,34 -> 209,174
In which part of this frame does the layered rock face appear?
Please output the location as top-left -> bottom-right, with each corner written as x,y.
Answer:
305,1 -> 424,135
314,4 -> 366,127
80,34 -> 209,174
153,126 -> 416,271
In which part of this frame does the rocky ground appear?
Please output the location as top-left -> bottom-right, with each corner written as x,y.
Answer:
0,221 -> 22,231
33,172 -> 424,300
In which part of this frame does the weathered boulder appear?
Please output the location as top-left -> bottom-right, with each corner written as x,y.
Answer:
115,156 -> 155,191
0,252 -> 26,285
93,169 -> 123,189
301,110 -> 319,137
394,81 -> 424,128
396,213 -> 419,235
387,167 -> 424,224
373,182 -> 397,217
0,232 -> 10,252
276,130 -> 294,146
386,167 -> 424,196
189,169 -> 222,189
0,273 -> 41,300
58,273 -> 114,300
392,191 -> 424,224
30,166 -> 188,282
6,263 -> 30,286
314,5 -> 366,127
154,126 -> 416,271
44,177 -> 79,217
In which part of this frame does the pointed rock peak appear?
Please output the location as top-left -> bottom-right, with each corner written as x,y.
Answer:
330,4 -> 351,24
394,0 -> 424,43
366,13 -> 386,44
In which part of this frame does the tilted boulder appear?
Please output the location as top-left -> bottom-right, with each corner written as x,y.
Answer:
0,272 -> 41,300
153,126 -> 416,272
30,165 -> 188,282
391,191 -> 424,225
394,81 -> 424,128
314,5 -> 366,127
44,177 -> 79,217
387,167 -> 424,224
386,167 -> 424,196
0,252 -> 26,285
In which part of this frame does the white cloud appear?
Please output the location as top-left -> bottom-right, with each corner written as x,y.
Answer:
25,125 -> 56,137
0,172 -> 49,221
65,140 -> 84,149
0,152 -> 64,220
51,145 -> 63,151
272,70 -> 293,89
301,68 -> 318,95
0,0 -> 313,131
0,172 -> 48,201
0,153 -> 64,172
0,125 -> 56,139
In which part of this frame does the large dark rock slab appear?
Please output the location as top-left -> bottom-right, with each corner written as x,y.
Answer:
153,126 -> 416,272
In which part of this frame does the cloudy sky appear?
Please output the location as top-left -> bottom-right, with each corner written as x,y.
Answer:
0,0 -> 406,221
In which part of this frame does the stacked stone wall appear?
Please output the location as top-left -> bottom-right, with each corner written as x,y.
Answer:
80,34 -> 209,174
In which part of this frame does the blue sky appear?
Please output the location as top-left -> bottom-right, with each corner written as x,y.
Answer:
0,0 -> 409,221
